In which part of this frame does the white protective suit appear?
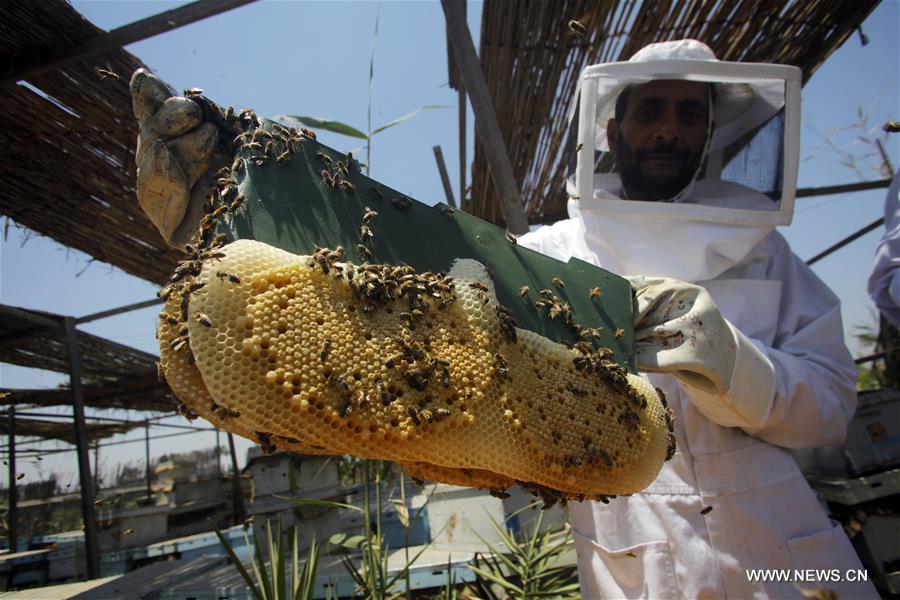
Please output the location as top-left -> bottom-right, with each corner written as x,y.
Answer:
519,40 -> 878,599
868,169 -> 900,326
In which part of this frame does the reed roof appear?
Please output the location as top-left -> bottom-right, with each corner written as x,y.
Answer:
467,0 -> 881,225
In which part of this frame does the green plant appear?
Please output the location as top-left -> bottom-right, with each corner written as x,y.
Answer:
466,505 -> 580,600
273,8 -> 445,177
210,516 -> 326,600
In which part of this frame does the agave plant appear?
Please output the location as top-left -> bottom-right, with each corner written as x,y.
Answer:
465,506 -> 580,600
210,516 -> 327,600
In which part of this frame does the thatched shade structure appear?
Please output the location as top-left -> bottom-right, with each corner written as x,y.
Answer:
465,0 -> 881,226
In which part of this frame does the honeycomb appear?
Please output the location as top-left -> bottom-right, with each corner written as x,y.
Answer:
158,239 -> 673,499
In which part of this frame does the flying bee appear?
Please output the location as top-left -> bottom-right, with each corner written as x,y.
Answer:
315,151 -> 332,164
700,506 -> 714,515
568,19 -> 588,37
98,68 -> 121,81
356,244 -> 372,261
505,231 -> 518,244
320,339 -> 332,362
391,196 -> 412,211
614,328 -> 625,339
589,287 -> 602,299
552,277 -> 565,288
195,312 -> 213,327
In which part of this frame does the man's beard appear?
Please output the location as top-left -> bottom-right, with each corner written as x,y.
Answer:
615,133 -> 703,201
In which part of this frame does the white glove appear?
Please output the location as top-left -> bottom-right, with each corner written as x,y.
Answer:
628,276 -> 776,429
131,69 -> 224,248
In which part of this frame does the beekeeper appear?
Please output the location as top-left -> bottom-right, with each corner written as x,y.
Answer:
868,170 -> 900,326
518,39 -> 878,598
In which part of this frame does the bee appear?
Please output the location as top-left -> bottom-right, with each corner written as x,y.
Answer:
419,409 -> 434,424
212,403 -> 241,418
321,169 -> 334,187
195,312 -> 213,327
700,506 -> 714,515
614,328 -> 625,339
264,141 -> 277,156
244,141 -> 263,152
569,194 -> 580,200
589,287 -> 602,299
276,151 -> 292,164
159,311 -> 179,326
625,551 -> 637,558
356,244 -> 372,261
568,19 -> 588,37
440,206 -> 454,215
183,86 -> 203,96
316,151 -> 332,165
576,143 -> 584,152
320,339 -> 332,362
391,196 -> 412,211
252,129 -> 272,142
362,207 -> 379,223
256,431 -> 276,455
171,336 -> 189,353
359,224 -> 374,243
505,231 -> 518,244
552,277 -> 565,288
177,403 -> 199,421
123,528 -> 135,536
216,271 -> 241,284
493,353 -> 509,379
469,282 -> 489,292
518,285 -> 529,297
339,179 -> 356,192
16,473 -> 25,480
339,399 -> 353,418
407,406 -> 421,426
228,195 -> 245,212
336,161 -> 349,178
243,516 -> 255,528
301,127 -> 317,139
622,410 -> 641,431
434,408 -> 452,420
539,288 -> 554,299
367,187 -> 384,202
98,68 -> 121,81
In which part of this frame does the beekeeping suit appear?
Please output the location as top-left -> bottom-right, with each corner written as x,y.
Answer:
519,40 -> 878,599
868,169 -> 900,326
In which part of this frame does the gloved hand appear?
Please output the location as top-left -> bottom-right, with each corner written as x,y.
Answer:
627,276 -> 776,429
131,69 -> 225,248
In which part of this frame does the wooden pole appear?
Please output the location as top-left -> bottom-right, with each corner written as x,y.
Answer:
144,422 -> 152,503
227,433 -> 245,525
7,407 -> 17,553
62,317 -> 100,580
432,146 -> 457,208
440,0 -> 529,234
1,0 -> 259,86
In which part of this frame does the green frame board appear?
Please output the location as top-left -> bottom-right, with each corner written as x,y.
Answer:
218,128 -> 635,372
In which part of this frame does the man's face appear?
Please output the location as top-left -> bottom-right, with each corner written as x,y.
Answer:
607,80 -> 710,201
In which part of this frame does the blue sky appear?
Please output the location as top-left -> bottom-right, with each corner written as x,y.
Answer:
1,0 -> 897,487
